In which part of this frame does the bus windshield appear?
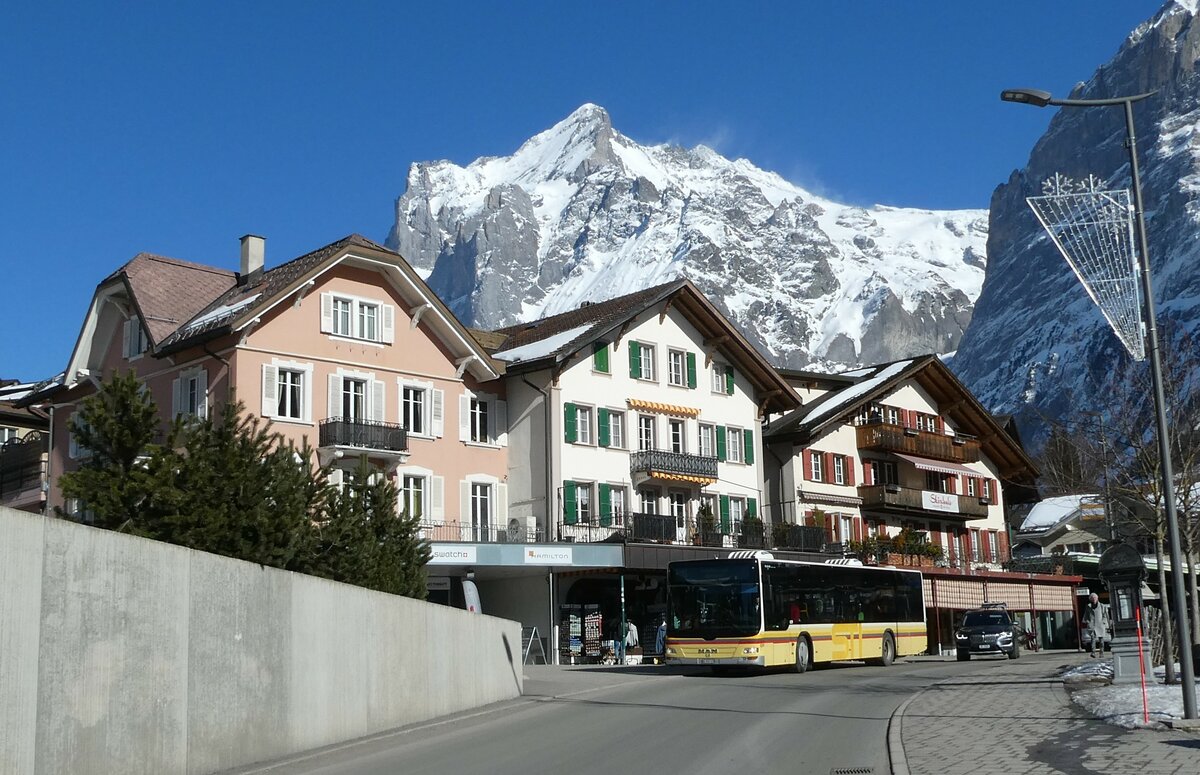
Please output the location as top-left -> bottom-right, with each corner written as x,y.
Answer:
667,559 -> 761,638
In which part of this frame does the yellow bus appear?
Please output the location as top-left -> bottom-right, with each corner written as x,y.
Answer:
665,551 -> 926,672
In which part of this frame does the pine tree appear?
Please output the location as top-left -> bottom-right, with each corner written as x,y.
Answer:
143,400 -> 324,569
306,458 -> 430,598
57,370 -> 164,531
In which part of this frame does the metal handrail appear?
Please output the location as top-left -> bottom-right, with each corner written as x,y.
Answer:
629,449 -> 718,478
319,418 -> 408,452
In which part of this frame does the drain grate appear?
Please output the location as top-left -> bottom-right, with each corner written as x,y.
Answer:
829,769 -> 873,775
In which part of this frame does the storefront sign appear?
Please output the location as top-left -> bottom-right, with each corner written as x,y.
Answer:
525,547 -> 573,564
921,490 -> 958,513
429,545 -> 477,564
426,577 -> 452,591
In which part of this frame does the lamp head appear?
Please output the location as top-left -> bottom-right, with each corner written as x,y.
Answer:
1001,88 -> 1053,107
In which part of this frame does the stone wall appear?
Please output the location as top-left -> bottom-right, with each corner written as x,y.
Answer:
0,506 -> 522,774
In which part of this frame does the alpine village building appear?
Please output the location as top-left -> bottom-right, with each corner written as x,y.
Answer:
24,234 -> 1081,662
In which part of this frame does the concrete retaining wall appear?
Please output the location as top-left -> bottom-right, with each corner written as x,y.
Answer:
0,506 -> 523,775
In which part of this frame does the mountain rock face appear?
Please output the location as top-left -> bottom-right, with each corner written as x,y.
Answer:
387,104 -> 987,369
953,0 -> 1200,439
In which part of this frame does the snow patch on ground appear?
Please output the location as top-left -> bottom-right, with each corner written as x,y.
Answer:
1065,660 -> 1200,729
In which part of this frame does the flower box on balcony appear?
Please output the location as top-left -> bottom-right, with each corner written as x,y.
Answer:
885,483 -> 902,493
903,427 -> 919,437
979,497 -> 991,505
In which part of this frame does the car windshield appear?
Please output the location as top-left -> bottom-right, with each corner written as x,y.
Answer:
963,611 -> 1009,627
668,560 -> 761,638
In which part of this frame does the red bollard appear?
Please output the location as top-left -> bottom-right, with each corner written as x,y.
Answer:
1136,606 -> 1149,724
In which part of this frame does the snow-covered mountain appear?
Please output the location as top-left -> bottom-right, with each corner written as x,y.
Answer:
953,0 -> 1200,438
387,104 -> 987,369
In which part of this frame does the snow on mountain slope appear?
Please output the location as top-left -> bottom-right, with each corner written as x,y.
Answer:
388,103 -> 987,369
953,0 -> 1200,442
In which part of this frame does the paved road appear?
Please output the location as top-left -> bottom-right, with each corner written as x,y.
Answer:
231,656 -> 1028,775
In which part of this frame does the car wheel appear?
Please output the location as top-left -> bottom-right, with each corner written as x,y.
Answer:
793,636 -> 811,674
873,633 -> 895,667
1008,643 -> 1020,660
956,649 -> 970,662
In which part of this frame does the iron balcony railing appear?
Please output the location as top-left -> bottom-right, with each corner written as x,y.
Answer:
0,432 -> 48,499
855,422 -> 981,464
554,512 -> 836,553
858,484 -> 989,519
419,519 -> 545,544
629,449 -> 718,479
319,418 -> 408,453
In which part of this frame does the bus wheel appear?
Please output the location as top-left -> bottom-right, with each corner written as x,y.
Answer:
873,633 -> 895,667
793,636 -> 811,674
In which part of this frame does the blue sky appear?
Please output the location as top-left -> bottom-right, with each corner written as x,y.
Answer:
0,1 -> 1163,382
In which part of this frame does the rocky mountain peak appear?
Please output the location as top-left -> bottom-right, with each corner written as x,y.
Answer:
387,105 -> 988,370
952,0 -> 1200,443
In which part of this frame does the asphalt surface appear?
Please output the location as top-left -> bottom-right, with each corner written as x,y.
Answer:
229,655 -> 1030,775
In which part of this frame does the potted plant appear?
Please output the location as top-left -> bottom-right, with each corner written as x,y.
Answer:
740,514 -> 764,549
696,503 -> 719,546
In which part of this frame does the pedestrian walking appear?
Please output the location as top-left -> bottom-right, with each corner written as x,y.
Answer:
1082,592 -> 1110,657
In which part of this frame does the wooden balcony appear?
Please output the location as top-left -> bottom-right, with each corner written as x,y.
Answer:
857,484 -> 989,520
855,422 -> 981,464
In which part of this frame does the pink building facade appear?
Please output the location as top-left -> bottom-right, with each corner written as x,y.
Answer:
46,235 -> 508,533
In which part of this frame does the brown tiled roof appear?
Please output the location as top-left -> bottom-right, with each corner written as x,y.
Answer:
490,278 -> 687,359
118,254 -> 236,344
157,234 -> 393,353
467,327 -> 509,351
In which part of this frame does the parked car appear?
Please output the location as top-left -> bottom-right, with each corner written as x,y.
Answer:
955,603 -> 1019,661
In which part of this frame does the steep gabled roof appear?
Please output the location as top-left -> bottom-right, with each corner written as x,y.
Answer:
118,253 -> 236,345
765,354 -> 1039,483
157,234 -> 387,353
154,234 -> 501,381
486,279 -> 800,415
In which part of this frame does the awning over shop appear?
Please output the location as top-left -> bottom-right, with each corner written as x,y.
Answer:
894,452 -> 979,477
626,398 -> 700,417
649,471 -> 716,485
923,574 -> 1077,611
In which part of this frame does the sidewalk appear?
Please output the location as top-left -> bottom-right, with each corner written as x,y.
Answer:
891,652 -> 1200,775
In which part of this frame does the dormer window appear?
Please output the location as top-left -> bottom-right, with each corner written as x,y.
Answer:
122,319 -> 148,360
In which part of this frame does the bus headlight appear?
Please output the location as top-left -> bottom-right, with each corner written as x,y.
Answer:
742,646 -> 760,655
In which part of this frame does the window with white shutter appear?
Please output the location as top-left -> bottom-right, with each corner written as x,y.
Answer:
174,367 -> 208,419
430,475 -> 445,524
320,291 -> 395,344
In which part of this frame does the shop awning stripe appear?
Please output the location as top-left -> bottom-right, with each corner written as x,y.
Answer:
893,452 -> 979,477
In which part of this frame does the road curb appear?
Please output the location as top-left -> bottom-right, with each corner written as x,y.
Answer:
887,686 -> 924,775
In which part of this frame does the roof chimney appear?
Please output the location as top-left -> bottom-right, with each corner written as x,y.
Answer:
239,234 -> 265,285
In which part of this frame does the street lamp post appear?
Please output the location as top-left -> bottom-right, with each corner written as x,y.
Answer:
1002,87 -> 1197,719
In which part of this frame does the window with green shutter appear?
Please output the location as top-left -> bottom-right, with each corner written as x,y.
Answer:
593,342 -> 609,373
564,403 -> 577,443
747,497 -> 757,518
598,408 -> 610,447
743,428 -> 755,464
719,495 -> 731,532
628,340 -> 641,378
725,367 -> 735,395
686,352 -> 697,389
716,425 -> 727,462
563,480 -> 578,524
598,483 -> 612,526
